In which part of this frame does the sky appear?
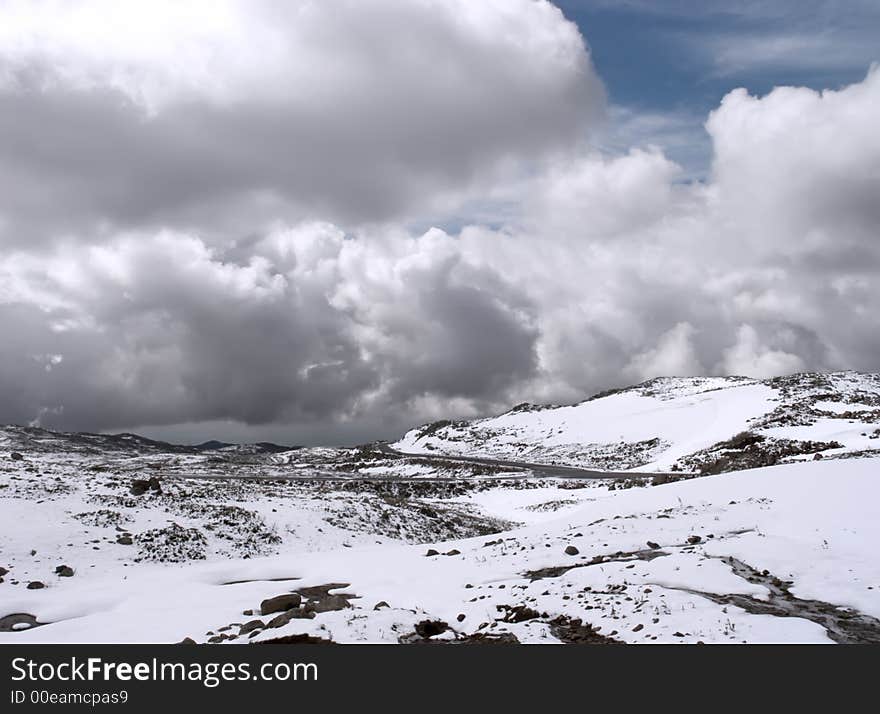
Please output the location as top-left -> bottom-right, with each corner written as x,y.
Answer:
0,0 -> 878,445
559,0 -> 880,176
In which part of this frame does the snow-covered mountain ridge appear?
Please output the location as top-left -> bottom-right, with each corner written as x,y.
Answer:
394,372 -> 880,472
0,425 -> 296,457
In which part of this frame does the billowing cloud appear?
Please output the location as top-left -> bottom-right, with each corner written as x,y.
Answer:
0,224 -> 539,433
0,0 -> 602,239
719,325 -> 805,378
0,4 -> 878,443
626,323 -> 704,381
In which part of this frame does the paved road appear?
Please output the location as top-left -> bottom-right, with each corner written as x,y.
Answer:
181,444 -> 666,483
376,443 -> 658,480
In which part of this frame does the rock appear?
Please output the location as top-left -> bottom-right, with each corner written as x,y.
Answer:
239,619 -> 265,635
267,609 -> 314,629
414,620 -> 449,638
26,581 -> 45,590
425,549 -> 439,557
255,633 -> 334,645
0,613 -> 42,632
0,567 -> 8,577
564,545 -> 579,556
499,605 -> 540,623
130,480 -> 148,496
632,624 -> 644,632
54,565 -> 74,577
373,601 -> 390,610
454,632 -> 521,645
10,452 -> 24,461
311,595 -> 351,613
116,535 -> 133,546
813,453 -> 824,460
260,593 -> 302,616
686,535 -> 702,545
178,637 -> 197,645
445,549 -> 461,556
548,615 -> 620,644
457,613 -> 466,622
242,609 -> 254,616
130,477 -> 162,496
646,541 -> 660,550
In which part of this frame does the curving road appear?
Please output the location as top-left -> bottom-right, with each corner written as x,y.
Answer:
376,443 -> 661,480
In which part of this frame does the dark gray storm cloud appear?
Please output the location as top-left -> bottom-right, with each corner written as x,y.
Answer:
0,225 -> 542,436
0,1 -> 878,444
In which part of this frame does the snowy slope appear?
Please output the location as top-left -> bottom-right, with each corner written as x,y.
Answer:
394,372 -> 880,472
3,457 -> 879,644
2,371 -> 879,644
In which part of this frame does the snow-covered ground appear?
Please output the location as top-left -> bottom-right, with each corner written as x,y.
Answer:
2,372 -> 879,644
394,372 -> 880,472
2,453 -> 879,643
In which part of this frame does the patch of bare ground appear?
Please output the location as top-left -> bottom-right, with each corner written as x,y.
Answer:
524,546 -> 671,581
548,615 -> 621,644
669,556 -> 880,644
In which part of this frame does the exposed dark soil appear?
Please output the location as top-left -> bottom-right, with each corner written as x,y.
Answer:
524,547 -> 670,581
548,615 -> 621,644
256,634 -> 335,644
674,556 -> 880,644
679,432 -> 845,475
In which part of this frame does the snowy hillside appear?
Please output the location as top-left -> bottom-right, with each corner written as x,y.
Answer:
3,457 -> 879,644
394,372 -> 880,472
2,371 -> 880,644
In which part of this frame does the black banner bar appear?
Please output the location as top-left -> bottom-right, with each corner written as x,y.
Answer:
0,643 -> 867,708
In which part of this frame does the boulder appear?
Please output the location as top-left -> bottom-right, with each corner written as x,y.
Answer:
267,609 -> 314,629
0,613 -> 41,632
260,593 -> 302,616
238,619 -> 264,635
414,620 -> 448,638
130,477 -> 162,496
310,595 -> 351,613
